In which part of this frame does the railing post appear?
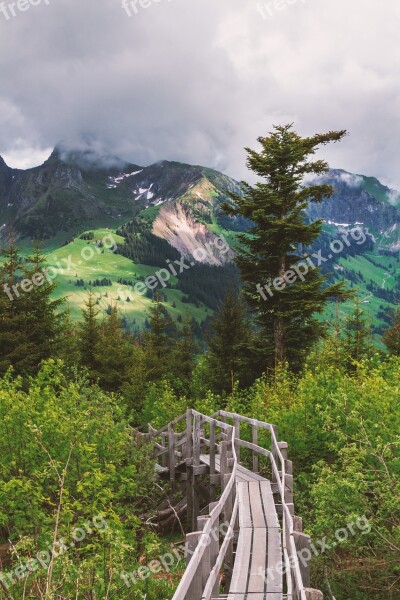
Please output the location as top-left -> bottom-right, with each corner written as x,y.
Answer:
185,531 -> 203,600
209,502 -> 220,598
168,423 -> 176,488
234,416 -> 240,463
197,516 -> 211,591
192,414 -> 201,528
220,440 -> 228,493
252,423 -> 259,473
161,432 -> 168,468
193,413 -> 201,467
284,458 -> 294,505
186,410 -> 193,464
278,440 -> 288,460
186,410 -> 194,531
294,531 -> 311,587
209,420 -> 216,502
271,425 -> 279,484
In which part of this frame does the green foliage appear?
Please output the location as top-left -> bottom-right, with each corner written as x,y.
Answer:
0,361 -> 179,599
383,307 -> 400,355
141,380 -> 187,430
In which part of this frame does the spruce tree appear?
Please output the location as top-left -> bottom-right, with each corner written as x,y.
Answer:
78,290 -> 102,373
144,296 -> 176,381
23,244 -> 66,367
170,316 -> 197,391
0,237 -> 28,375
93,306 -> 134,391
207,290 -> 253,394
0,239 -> 65,376
344,300 -> 372,366
223,124 -> 350,368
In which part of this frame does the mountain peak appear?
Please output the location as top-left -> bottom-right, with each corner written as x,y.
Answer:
50,141 -> 132,171
0,155 -> 9,169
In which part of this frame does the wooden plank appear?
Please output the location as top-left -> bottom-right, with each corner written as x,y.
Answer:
229,527 -> 252,593
248,482 -> 266,529
259,481 -> 280,529
267,527 -> 283,593
237,482 -> 252,529
248,528 -> 267,592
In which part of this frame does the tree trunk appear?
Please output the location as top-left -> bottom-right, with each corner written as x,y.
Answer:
274,256 -> 286,362
274,318 -> 285,363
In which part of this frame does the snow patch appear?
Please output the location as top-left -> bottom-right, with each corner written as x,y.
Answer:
326,220 -> 351,227
107,169 -> 143,187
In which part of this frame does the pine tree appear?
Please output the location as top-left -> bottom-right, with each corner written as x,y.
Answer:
78,290 -> 101,373
344,300 -> 372,367
144,296 -> 176,381
23,244 -> 66,367
170,316 -> 197,391
0,239 -> 65,376
93,306 -> 134,391
122,343 -> 148,421
0,237 -> 28,375
383,307 -> 400,355
222,124 -> 350,369
206,290 -> 253,394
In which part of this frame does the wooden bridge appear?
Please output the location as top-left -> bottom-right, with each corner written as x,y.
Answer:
141,410 -> 324,600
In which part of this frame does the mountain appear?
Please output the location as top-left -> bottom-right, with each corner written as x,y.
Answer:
0,148 -> 398,337
307,169 -> 400,253
0,146 -> 245,249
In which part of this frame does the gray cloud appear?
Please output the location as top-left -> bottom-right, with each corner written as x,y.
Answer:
1,0 -> 400,187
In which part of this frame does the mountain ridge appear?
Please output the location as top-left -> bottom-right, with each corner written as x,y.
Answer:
0,146 -> 398,337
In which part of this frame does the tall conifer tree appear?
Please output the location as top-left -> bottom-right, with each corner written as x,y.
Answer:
144,296 -> 176,381
223,124 -> 350,368
78,290 -> 101,373
0,239 -> 65,375
207,290 -> 252,393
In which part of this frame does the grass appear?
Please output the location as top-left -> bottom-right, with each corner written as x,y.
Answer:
44,230 -> 210,327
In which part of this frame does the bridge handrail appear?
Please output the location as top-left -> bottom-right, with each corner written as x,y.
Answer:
172,411 -> 238,600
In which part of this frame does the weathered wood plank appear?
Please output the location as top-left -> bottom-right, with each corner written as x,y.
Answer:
248,528 -> 267,592
259,480 -> 280,530
248,482 -> 266,529
229,527 -> 252,593
237,482 -> 252,528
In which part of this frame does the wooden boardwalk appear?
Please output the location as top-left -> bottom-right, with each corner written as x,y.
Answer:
141,410 -> 324,600
201,455 -> 282,599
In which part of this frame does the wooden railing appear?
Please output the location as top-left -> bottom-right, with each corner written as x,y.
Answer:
141,409 -> 323,600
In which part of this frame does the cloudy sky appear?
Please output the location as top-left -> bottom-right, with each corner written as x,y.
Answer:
1,0 -> 400,186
